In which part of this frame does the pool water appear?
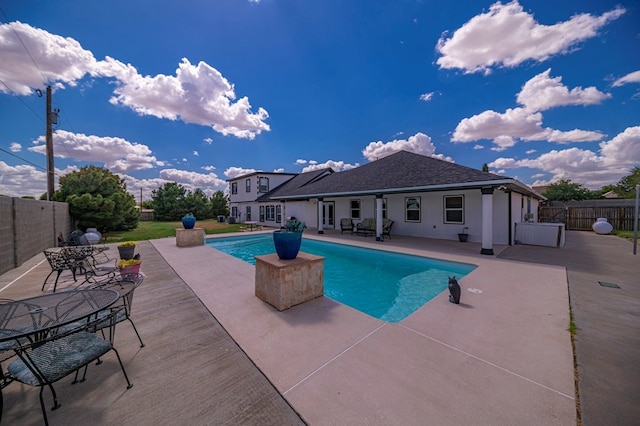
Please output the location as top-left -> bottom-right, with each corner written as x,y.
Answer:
207,235 -> 476,322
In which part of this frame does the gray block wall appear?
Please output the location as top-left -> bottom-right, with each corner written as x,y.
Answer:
0,197 -> 71,276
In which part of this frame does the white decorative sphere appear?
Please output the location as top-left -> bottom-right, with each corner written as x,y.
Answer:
592,218 -> 613,235
84,232 -> 101,244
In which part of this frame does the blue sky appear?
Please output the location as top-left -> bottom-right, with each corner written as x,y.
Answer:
1,0 -> 638,200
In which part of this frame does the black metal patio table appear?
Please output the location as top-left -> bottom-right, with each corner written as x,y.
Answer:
0,288 -> 119,421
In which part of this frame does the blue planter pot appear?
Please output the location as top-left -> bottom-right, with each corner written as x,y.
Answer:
182,215 -> 196,229
273,231 -> 303,260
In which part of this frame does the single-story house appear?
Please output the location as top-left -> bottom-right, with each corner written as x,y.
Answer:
227,150 -> 545,255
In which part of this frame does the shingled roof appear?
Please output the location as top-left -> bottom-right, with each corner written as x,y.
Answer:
259,150 -> 541,200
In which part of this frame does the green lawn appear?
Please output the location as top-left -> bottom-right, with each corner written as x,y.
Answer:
614,230 -> 638,242
105,219 -> 245,243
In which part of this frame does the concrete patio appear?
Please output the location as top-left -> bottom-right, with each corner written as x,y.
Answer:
0,230 -> 637,424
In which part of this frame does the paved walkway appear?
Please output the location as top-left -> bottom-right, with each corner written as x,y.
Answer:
0,230 -> 636,424
498,231 -> 640,425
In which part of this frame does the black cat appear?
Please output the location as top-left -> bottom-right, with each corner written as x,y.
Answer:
448,276 -> 461,304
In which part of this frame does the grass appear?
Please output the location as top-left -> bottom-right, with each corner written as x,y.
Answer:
105,219 -> 246,243
613,230 -> 637,241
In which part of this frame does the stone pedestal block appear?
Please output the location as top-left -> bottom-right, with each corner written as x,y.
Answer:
255,252 -> 324,311
176,228 -> 205,247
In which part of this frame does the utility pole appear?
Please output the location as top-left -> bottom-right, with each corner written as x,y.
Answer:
45,85 -> 56,200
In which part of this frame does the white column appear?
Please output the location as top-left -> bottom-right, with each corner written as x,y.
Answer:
317,198 -> 324,234
481,187 -> 494,255
281,201 -> 286,228
376,194 -> 383,241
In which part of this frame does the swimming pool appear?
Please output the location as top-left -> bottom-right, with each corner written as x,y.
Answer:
207,235 -> 477,322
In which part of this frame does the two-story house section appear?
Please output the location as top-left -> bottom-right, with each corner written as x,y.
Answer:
227,172 -> 296,224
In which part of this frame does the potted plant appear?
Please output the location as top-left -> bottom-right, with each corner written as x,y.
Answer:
182,212 -> 196,229
118,241 -> 136,259
117,258 -> 142,275
273,217 -> 306,260
458,226 -> 469,242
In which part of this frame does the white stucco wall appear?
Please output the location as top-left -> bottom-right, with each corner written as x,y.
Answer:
291,188 -> 525,245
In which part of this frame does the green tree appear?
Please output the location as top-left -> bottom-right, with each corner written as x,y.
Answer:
53,166 -> 138,232
542,179 -> 594,201
141,200 -> 154,209
183,188 -> 211,219
614,167 -> 640,198
151,182 -> 187,220
211,190 -> 229,216
482,163 -> 489,172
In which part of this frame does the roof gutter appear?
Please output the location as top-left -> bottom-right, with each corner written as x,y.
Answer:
271,178 -> 544,200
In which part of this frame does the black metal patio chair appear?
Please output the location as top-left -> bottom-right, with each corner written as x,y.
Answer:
90,273 -> 146,348
42,250 -> 82,293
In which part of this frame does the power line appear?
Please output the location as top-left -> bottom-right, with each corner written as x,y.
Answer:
0,78 -> 43,121
0,146 -> 49,172
0,7 -> 47,83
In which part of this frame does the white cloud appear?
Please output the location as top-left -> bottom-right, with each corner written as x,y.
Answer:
295,159 -> 307,165
301,160 -> 359,173
0,22 -> 270,139
488,126 -> 640,188
201,165 -> 215,171
526,149 -> 537,154
362,132 -> 452,162
436,1 -> 625,74
517,69 -> 611,111
612,70 -> 640,87
224,166 -> 257,179
273,168 -> 285,173
193,151 -> 199,156
473,144 -> 484,150
9,142 -> 21,152
28,130 -> 158,172
0,161 -> 77,198
203,137 -> 213,144
159,168 -> 227,189
105,58 -> 270,139
419,92 -> 434,101
0,22 -> 100,95
452,107 -> 605,148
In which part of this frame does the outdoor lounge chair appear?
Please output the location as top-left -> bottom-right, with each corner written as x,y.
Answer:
340,218 -> 354,234
355,218 -> 375,236
6,308 -> 132,425
382,219 -> 394,239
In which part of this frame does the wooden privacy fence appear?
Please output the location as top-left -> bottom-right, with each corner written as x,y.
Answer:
539,205 -> 638,231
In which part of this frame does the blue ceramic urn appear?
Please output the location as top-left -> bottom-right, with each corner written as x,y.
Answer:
182,213 -> 196,229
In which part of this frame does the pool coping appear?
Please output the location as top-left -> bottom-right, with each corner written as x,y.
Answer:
152,231 -> 576,425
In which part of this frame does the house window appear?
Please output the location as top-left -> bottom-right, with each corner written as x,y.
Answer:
259,205 -> 265,222
231,182 -> 237,194
444,195 -> 464,224
405,197 -> 421,222
350,200 -> 361,219
258,177 -> 269,193
245,206 -> 252,221
231,206 -> 238,218
266,205 -> 275,221
246,179 -> 251,192
276,205 -> 282,223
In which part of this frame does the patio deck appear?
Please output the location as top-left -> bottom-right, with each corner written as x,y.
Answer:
1,230 -> 637,424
